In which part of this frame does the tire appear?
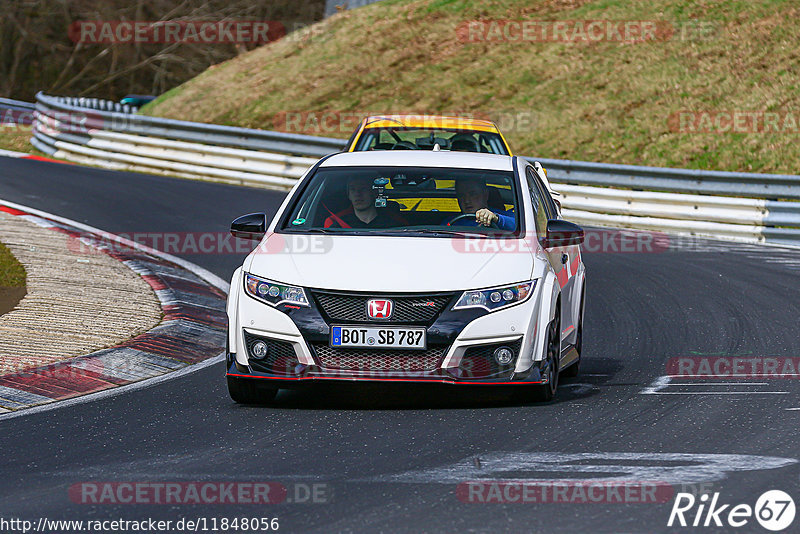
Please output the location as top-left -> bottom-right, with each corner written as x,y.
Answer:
515,310 -> 560,403
561,287 -> 584,378
227,375 -> 278,404
561,358 -> 580,378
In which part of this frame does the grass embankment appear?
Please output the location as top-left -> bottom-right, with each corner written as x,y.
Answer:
0,127 -> 33,154
0,241 -> 26,315
143,0 -> 800,174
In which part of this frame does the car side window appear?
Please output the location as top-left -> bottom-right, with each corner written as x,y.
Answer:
541,186 -> 558,220
359,132 -> 377,150
528,167 -> 557,220
345,127 -> 361,150
525,167 -> 548,237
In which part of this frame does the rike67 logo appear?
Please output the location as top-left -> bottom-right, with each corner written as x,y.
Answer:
668,490 -> 795,531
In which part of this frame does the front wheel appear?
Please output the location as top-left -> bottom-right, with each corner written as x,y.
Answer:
227,375 -> 278,404
515,313 -> 560,403
562,287 -> 584,378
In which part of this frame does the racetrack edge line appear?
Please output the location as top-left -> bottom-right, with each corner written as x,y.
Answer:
0,197 -> 230,422
0,198 -> 230,293
0,353 -> 224,423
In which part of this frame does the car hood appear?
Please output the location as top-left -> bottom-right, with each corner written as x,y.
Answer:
244,233 -> 535,293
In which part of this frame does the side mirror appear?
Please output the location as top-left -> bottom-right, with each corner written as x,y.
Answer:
542,219 -> 584,248
231,213 -> 267,240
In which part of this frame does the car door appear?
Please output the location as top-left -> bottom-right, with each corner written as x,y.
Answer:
526,166 -> 579,347
523,162 -> 561,296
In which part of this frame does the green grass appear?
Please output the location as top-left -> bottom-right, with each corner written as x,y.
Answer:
0,127 -> 33,154
141,0 -> 799,174
0,242 -> 25,288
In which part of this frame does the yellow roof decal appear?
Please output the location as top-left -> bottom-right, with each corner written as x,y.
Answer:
362,114 -> 501,133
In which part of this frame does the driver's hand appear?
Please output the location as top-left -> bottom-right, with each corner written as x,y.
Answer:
476,208 -> 498,226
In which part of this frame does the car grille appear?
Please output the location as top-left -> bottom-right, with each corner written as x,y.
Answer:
311,291 -> 453,324
243,331 -> 299,376
311,343 -> 448,372
458,339 -> 522,379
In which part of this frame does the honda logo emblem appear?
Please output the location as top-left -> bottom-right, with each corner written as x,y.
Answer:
367,299 -> 393,319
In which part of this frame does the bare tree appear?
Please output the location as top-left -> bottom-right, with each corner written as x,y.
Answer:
0,0 -> 326,100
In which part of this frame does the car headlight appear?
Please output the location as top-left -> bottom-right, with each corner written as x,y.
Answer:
244,273 -> 309,307
453,281 -> 536,312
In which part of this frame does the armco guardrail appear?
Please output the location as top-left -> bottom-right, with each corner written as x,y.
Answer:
528,159 -> 800,247
55,95 -> 140,114
29,92 -> 800,246
35,93 -> 345,157
532,157 -> 800,200
0,97 -> 36,125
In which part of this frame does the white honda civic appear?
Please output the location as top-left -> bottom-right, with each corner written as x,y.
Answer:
225,150 -> 586,403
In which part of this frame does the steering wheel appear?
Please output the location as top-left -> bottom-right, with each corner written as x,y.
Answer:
447,213 -> 499,229
391,141 -> 418,150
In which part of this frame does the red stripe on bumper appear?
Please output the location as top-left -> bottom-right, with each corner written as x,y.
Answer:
226,372 -> 543,385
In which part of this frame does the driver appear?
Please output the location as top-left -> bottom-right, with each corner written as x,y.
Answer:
446,177 -> 515,230
324,176 -> 407,228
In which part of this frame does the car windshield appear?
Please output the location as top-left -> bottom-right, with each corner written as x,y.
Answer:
280,166 -> 520,236
353,127 -> 509,155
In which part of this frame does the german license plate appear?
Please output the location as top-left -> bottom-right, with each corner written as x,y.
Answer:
330,326 -> 426,349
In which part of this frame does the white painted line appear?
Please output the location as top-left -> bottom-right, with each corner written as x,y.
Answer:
0,148 -> 29,158
0,352 -> 223,422
644,391 -> 788,395
372,452 -> 799,485
0,198 -> 230,294
641,375 -> 790,395
667,374 -> 800,378
640,375 -> 671,394
786,408 -> 800,411
0,198 -> 230,421
670,382 -> 770,386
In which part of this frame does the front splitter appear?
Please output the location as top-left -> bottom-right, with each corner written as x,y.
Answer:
227,360 -> 544,386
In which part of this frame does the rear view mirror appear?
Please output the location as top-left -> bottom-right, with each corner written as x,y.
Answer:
230,213 -> 267,240
542,219 -> 584,248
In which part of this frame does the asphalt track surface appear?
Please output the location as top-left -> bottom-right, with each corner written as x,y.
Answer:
1,156 -> 799,533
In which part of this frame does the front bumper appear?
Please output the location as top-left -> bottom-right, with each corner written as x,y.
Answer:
228,280 -> 546,386
226,358 -> 546,386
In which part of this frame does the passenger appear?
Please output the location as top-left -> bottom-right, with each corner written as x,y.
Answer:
324,177 -> 407,228
445,177 -> 515,230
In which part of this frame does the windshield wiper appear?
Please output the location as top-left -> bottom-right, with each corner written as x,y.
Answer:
286,227 -> 337,234
385,228 -> 488,237
286,227 -> 493,237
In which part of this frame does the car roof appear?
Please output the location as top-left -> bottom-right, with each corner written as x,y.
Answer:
320,150 -> 515,171
361,115 -> 501,133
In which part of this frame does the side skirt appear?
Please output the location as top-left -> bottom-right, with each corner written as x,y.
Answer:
559,343 -> 579,370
